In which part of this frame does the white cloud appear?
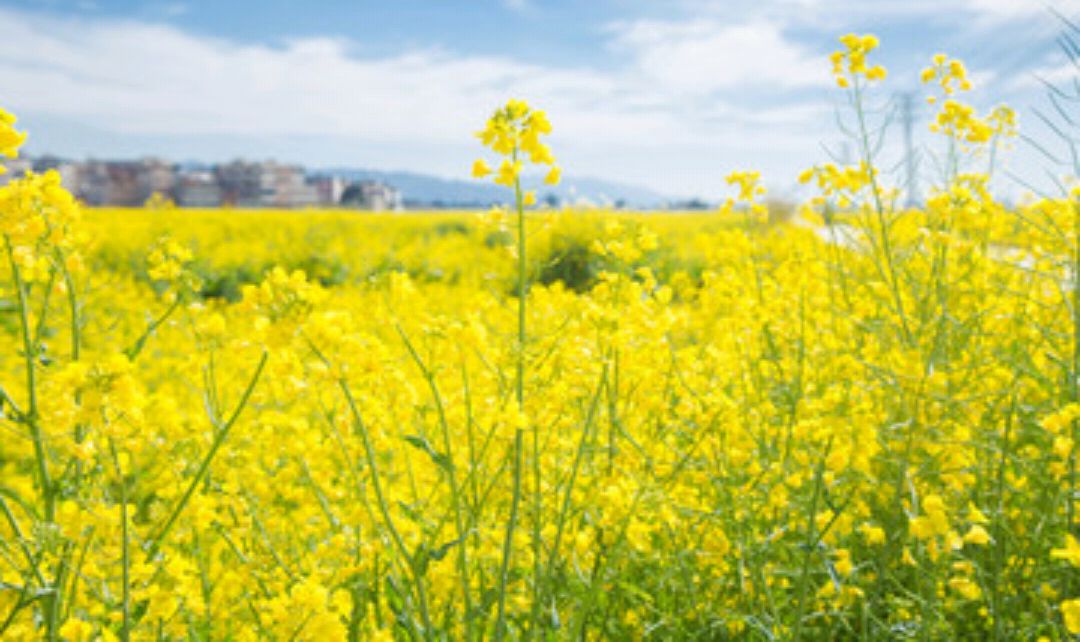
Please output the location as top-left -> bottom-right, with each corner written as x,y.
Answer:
673,0 -> 1071,26
0,7 -> 846,196
962,0 -> 1053,19
609,19 -> 830,93
1011,58 -> 1079,90
0,8 -> 614,142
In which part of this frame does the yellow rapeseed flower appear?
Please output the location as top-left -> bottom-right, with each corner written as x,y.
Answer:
831,33 -> 886,87
859,523 -> 886,545
963,525 -> 991,546
472,98 -> 557,190
0,106 -> 27,170
472,158 -> 493,178
495,159 -> 521,187
58,619 -> 95,642
1064,599 -> 1080,635
1052,534 -> 1080,567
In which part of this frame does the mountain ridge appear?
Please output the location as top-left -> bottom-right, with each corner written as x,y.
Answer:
316,167 -> 671,208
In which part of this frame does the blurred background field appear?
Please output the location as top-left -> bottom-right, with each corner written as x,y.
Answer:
85,208 -> 742,299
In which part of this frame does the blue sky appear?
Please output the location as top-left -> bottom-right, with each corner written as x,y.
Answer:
1,0 -> 1076,198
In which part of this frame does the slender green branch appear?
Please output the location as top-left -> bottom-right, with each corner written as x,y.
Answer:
792,438 -> 832,642
337,378 -> 434,637
31,269 -> 56,352
495,156 -> 527,642
55,248 -> 81,361
110,440 -> 131,642
145,350 -> 268,560
0,494 -> 47,587
305,333 -> 433,635
5,237 -> 53,523
0,384 -> 24,420
397,324 -> 475,639
125,295 -> 183,361
852,79 -> 913,345
544,364 -> 607,600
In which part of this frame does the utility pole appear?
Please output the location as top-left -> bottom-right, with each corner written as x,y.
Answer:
900,92 -> 919,207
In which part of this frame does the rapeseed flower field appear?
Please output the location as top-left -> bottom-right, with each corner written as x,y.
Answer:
2,34 -> 1080,641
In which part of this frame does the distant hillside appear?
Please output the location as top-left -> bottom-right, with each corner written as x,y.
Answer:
316,168 -> 669,208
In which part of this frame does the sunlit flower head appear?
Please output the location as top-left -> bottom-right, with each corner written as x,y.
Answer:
472,98 -> 558,197
0,106 -> 28,173
831,33 -> 887,88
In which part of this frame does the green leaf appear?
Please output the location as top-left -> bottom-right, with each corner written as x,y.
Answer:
402,434 -> 454,473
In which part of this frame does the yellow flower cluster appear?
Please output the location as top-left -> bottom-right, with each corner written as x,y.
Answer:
830,33 -> 887,87
146,237 -> 194,283
921,53 -> 972,97
920,54 -> 1018,146
0,169 -> 84,283
0,107 -> 27,172
987,103 -> 1018,138
472,98 -> 560,207
798,161 -> 874,208
719,170 -> 768,223
929,99 -> 1013,145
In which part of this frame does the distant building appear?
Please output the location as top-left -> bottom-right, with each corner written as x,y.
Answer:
340,180 -> 402,211
106,162 -> 142,205
64,159 -> 174,206
74,160 -> 112,205
136,158 -> 177,204
313,175 -> 347,205
32,155 -> 81,192
258,162 -> 320,208
0,157 -> 32,186
215,160 -> 264,206
176,171 -> 223,207
2,154 -> 402,209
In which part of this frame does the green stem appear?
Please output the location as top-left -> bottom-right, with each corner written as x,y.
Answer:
495,161 -> 526,642
397,325 -> 474,639
514,156 -> 526,408
337,379 -> 434,637
31,270 -> 56,352
852,80 -> 913,345
544,364 -> 607,592
792,438 -> 831,642
54,247 -> 80,361
494,431 -> 523,642
0,494 -> 47,587
110,440 -> 131,642
5,237 -> 52,522
145,350 -> 268,561
125,295 -> 183,361
3,237 -> 61,640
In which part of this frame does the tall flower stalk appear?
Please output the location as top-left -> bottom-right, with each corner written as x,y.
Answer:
473,99 -> 560,640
